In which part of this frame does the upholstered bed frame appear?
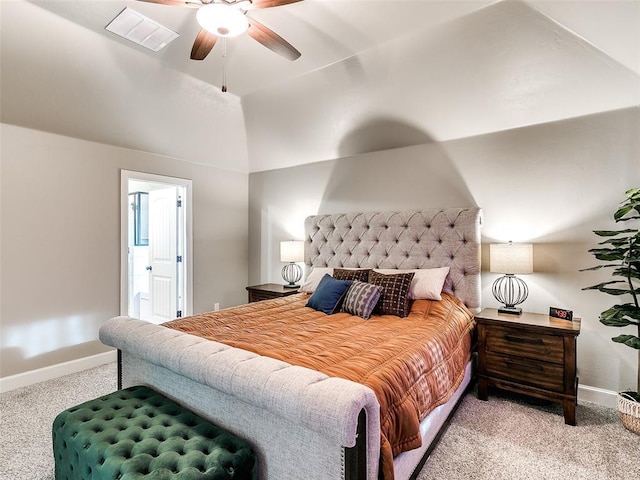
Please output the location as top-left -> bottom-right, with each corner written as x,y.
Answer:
100,207 -> 482,480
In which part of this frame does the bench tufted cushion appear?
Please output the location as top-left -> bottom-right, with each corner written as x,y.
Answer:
52,386 -> 256,480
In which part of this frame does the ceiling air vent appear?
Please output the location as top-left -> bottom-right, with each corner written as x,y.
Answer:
105,7 -> 179,52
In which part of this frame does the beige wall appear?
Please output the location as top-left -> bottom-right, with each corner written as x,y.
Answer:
248,106 -> 640,396
0,124 -> 249,378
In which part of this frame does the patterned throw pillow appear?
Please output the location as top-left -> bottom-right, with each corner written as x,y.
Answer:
373,267 -> 450,300
333,268 -> 371,283
368,270 -> 415,317
341,281 -> 383,320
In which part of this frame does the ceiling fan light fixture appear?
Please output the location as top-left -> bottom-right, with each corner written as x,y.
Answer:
196,4 -> 249,37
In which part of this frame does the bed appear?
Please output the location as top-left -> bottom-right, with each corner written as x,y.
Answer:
100,207 -> 482,480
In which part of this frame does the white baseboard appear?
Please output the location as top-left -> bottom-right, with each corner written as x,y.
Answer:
0,352 -> 622,409
578,383 -> 619,409
0,350 -> 117,394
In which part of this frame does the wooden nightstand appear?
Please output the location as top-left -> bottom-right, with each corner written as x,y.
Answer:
246,283 -> 300,303
476,308 -> 581,425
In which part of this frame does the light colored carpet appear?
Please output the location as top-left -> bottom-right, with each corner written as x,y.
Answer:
0,363 -> 117,480
418,389 -> 639,480
0,363 -> 638,479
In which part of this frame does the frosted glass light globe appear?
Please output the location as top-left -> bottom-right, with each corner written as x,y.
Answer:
196,4 -> 249,37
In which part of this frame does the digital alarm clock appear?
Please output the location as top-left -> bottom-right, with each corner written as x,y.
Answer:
549,307 -> 573,321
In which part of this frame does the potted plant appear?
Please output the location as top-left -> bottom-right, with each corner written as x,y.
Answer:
583,187 -> 639,435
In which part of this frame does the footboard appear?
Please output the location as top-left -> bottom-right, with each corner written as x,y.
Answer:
99,316 -> 381,480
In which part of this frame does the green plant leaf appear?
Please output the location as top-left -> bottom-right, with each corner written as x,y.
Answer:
615,205 -> 636,220
625,187 -> 640,199
612,334 -> 640,349
582,267 -> 639,278
582,280 -> 621,291
584,188 -> 640,364
611,269 -> 640,281
601,316 -> 635,327
614,190 -> 640,221
583,280 -> 640,295
593,229 -> 637,237
600,305 -> 640,324
592,251 -> 626,262
585,280 -> 638,295
598,237 -> 636,247
580,264 -> 625,272
589,244 -> 627,253
599,287 -> 637,296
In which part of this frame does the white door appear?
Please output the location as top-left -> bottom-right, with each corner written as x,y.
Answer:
148,187 -> 178,323
121,170 -> 193,321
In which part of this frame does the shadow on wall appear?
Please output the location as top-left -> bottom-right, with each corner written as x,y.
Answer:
337,117 -> 436,158
319,120 -> 477,214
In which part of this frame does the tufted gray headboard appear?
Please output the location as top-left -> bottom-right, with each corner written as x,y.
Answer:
304,208 -> 483,312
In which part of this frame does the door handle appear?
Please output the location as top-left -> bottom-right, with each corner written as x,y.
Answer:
145,266 -> 152,271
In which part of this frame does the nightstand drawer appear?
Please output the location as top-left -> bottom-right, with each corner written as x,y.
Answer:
246,284 -> 299,303
485,353 -> 564,392
248,291 -> 277,302
486,325 -> 564,364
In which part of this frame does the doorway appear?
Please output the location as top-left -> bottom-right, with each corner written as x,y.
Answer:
120,171 -> 193,324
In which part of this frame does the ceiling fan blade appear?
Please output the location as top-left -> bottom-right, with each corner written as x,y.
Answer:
248,0 -> 303,9
191,28 -> 218,60
247,18 -> 301,60
136,0 -> 202,7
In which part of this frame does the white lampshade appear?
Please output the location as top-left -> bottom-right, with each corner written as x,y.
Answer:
196,4 -> 249,38
280,240 -> 304,263
490,242 -> 533,274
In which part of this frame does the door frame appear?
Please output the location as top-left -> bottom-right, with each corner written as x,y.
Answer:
120,170 -> 193,318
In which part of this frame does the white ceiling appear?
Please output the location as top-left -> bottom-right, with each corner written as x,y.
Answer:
2,0 -> 639,172
20,0 -> 640,96
241,0 -> 640,171
22,0 -> 502,96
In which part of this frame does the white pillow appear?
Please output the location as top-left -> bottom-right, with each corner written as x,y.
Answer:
299,267 -> 333,293
373,267 -> 450,300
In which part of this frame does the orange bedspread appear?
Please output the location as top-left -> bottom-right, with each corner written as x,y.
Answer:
164,292 -> 474,480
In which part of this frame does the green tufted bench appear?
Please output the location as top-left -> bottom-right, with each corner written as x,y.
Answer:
52,386 -> 256,480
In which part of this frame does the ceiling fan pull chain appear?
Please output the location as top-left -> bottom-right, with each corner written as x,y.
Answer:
221,37 -> 228,93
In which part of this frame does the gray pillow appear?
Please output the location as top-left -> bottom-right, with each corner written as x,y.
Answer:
341,281 -> 383,320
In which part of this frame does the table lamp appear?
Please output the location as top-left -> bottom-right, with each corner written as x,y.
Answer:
490,242 -> 533,315
280,240 -> 304,288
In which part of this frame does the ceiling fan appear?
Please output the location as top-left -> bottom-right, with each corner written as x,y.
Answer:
137,0 -> 303,61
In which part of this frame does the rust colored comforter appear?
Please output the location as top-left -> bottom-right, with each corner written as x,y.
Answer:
164,292 -> 474,480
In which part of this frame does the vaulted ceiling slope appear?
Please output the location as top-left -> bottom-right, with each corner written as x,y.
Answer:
1,1 -> 639,173
1,0 -> 250,172
242,0 -> 640,171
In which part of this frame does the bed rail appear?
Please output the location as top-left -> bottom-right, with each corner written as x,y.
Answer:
101,316 -> 381,480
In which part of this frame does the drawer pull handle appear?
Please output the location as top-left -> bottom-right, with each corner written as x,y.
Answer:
504,360 -> 544,371
503,334 -> 543,345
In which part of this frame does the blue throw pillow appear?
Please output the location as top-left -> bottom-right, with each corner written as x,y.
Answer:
306,274 -> 353,314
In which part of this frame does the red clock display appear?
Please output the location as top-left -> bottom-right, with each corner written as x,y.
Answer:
549,307 -> 573,321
